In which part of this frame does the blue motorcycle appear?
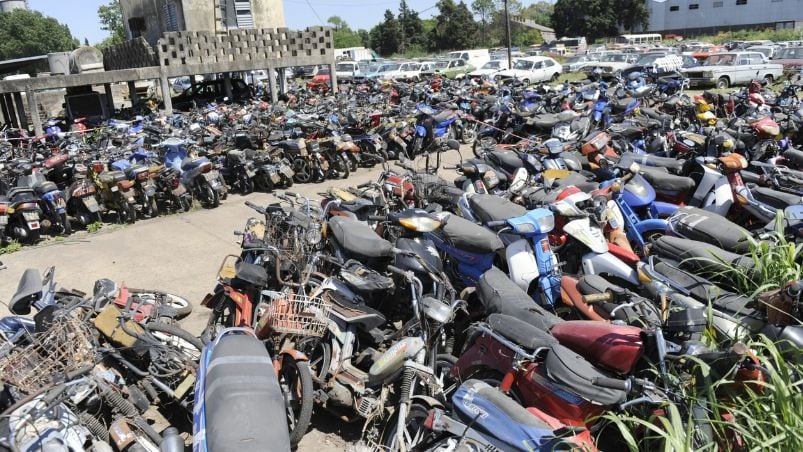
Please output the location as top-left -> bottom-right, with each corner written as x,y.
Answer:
410,104 -> 460,156
162,138 -> 227,208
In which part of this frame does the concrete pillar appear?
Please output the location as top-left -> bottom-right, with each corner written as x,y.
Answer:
266,63 -> 278,104
26,89 -> 43,136
127,81 -> 139,106
0,94 -> 13,127
13,92 -> 27,130
223,72 -> 233,101
277,68 -> 286,94
329,62 -> 338,94
159,70 -> 173,115
103,83 -> 115,115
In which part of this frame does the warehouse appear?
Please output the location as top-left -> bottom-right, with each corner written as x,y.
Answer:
640,0 -> 803,35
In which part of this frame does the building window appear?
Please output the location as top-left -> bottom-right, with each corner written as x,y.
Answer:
670,5 -> 679,11
736,0 -> 747,4
714,1 -> 723,7
234,0 -> 254,28
162,2 -> 179,32
689,3 -> 699,9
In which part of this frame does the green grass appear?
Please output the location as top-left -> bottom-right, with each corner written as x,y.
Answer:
0,240 -> 21,255
679,29 -> 803,46
87,221 -> 103,234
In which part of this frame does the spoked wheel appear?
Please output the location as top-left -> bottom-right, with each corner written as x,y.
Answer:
142,196 -> 159,219
292,157 -> 312,184
296,336 -> 330,383
381,402 -> 434,452
461,123 -> 477,145
146,322 -> 203,361
129,289 -> 193,319
278,356 -> 314,447
178,195 -> 192,212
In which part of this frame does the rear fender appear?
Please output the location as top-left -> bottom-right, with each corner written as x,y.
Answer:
279,348 -> 309,362
410,395 -> 445,411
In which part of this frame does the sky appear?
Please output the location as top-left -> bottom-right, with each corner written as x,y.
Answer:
26,0 -> 444,45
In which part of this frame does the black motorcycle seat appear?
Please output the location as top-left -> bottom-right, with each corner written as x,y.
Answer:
477,267 -> 561,332
99,171 -> 127,185
783,148 -> 803,168
750,185 -> 802,210
339,197 -> 374,213
613,97 -> 633,113
469,194 -> 526,224
33,180 -> 58,195
455,380 -> 554,434
7,186 -> 35,199
724,128 -> 754,143
328,216 -> 393,259
609,124 -> 644,139
545,343 -> 628,406
438,214 -> 504,254
528,114 -> 560,130
9,268 -> 43,315
637,166 -> 695,192
577,274 -> 623,295
325,289 -> 386,331
669,206 -> 752,254
125,164 -> 149,178
525,173 -> 597,205
432,110 -> 456,123
205,334 -> 291,452
487,313 -> 557,350
618,152 -> 684,174
489,149 -> 524,171
228,262 -> 268,288
275,139 -> 305,152
650,236 -> 755,284
740,170 -> 761,185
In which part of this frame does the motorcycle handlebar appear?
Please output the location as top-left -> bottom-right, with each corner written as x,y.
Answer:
357,181 -> 373,189
583,292 -> 614,304
244,201 -> 266,214
387,265 -> 408,277
591,376 -> 631,392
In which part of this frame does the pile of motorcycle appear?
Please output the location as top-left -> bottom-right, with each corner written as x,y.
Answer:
0,266 -> 199,452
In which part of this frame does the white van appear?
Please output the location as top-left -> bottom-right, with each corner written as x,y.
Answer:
445,49 -> 490,70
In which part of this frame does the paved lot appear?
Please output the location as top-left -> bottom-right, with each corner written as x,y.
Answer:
0,150 -> 465,451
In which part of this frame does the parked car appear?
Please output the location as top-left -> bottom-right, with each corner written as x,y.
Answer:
690,45 -> 727,62
469,60 -> 512,79
773,46 -> 803,79
582,53 -> 638,77
445,49 -> 490,70
562,55 -> 592,72
335,61 -> 362,81
418,61 -> 438,77
169,79 -> 251,111
683,52 -> 784,88
495,56 -> 562,84
432,59 -> 473,79
747,46 -> 777,61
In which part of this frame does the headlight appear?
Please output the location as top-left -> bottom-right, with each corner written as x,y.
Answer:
535,212 -> 555,233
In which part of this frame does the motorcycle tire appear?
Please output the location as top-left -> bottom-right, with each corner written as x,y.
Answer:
203,185 -> 220,208
461,124 -> 477,145
346,154 -> 358,172
145,321 -> 203,360
145,197 -> 159,219
292,157 -> 312,184
239,172 -> 254,195
296,336 -> 331,383
129,289 -> 193,318
279,356 -> 314,447
255,174 -> 274,192
120,202 -> 136,224
60,212 -> 72,236
381,402 -> 433,452
411,135 -> 423,156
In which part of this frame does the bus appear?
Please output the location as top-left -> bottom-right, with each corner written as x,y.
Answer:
614,34 -> 662,46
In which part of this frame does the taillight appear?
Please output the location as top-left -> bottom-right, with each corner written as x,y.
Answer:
0,204 -> 7,214
19,202 -> 38,210
92,162 -> 104,173
171,178 -> 180,189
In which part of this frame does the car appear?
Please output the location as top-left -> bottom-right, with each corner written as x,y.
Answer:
562,55 -> 592,72
432,59 -> 473,79
746,46 -> 777,61
366,63 -> 401,81
582,53 -> 639,77
335,61 -> 362,81
367,62 -> 421,81
445,49 -> 490,70
772,46 -> 803,80
495,56 -> 562,84
307,67 -> 331,90
683,52 -> 784,88
417,61 -> 439,77
469,60 -> 513,78
170,79 -> 251,111
690,45 -> 727,62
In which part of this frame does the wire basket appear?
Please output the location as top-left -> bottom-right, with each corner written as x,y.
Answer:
0,317 -> 96,394
260,294 -> 330,338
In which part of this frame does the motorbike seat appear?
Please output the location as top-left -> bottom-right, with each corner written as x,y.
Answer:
489,149 -> 524,172
204,334 -> 290,452
453,380 -> 559,446
649,236 -> 755,282
437,214 -> 504,254
469,194 -> 526,225
9,268 -> 43,315
6,187 -> 37,203
325,289 -> 386,331
740,170 -> 761,185
477,267 -> 561,332
609,124 -> 644,139
525,173 -> 597,205
224,262 -> 268,289
724,128 -> 754,143
328,216 -> 393,260
181,157 -> 210,172
486,313 -> 557,350
99,171 -> 127,185
749,185 -> 802,210
433,110 -> 456,123
528,114 -> 560,130
544,343 -> 628,406
577,274 -> 623,295
669,206 -> 752,254
783,148 -> 803,168
339,197 -> 375,214
32,180 -> 58,195
637,166 -> 695,192
618,152 -> 684,174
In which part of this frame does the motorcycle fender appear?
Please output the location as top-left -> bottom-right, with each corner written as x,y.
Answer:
369,337 -> 425,382
410,395 -> 445,411
506,238 -> 539,292
458,194 -> 477,222
581,251 -> 639,286
279,348 -> 309,362
651,201 -> 679,217
565,218 -> 608,254
634,218 -> 668,238
83,197 -> 100,212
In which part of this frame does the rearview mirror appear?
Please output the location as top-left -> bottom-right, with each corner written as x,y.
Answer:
447,139 -> 461,151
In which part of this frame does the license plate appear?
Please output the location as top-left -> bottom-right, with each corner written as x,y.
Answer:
281,166 -> 294,177
111,186 -> 119,192
27,221 -> 40,230
83,197 -> 99,212
0,216 -> 7,226
172,185 -> 186,196
23,211 -> 39,221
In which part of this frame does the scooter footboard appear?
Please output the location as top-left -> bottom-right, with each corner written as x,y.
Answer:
581,252 -> 639,286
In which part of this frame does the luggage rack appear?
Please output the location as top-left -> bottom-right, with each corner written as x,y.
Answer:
257,292 -> 331,338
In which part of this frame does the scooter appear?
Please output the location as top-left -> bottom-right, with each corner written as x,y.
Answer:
162,138 -> 227,208
410,104 -> 460,156
16,172 -> 70,235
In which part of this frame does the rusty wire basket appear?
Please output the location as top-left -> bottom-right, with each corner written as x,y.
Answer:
0,317 -> 96,394
258,294 -> 331,338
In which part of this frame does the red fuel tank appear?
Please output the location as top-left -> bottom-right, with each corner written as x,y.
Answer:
551,321 -> 643,374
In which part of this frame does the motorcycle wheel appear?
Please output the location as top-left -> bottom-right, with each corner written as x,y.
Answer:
143,196 -> 159,219
60,212 -> 72,236
461,123 -> 478,145
410,135 -> 423,156
291,157 -> 312,184
255,174 -> 274,192
238,172 -> 254,194
129,289 -> 193,318
119,202 -> 136,224
202,185 -> 220,208
346,154 -> 358,172
279,356 -> 314,447
381,402 -> 433,452
145,322 -> 203,360
296,336 -> 330,383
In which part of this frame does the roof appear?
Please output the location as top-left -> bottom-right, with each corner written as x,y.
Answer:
0,54 -> 48,76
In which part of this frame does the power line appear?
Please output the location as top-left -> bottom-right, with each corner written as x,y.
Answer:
303,0 -> 325,24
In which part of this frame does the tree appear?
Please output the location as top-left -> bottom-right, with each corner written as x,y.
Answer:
552,0 -> 648,42
429,0 -> 478,51
97,0 -> 125,47
369,10 -> 400,56
471,0 -> 495,46
327,16 -> 347,31
398,0 -> 424,54
0,9 -> 77,60
327,16 -> 364,48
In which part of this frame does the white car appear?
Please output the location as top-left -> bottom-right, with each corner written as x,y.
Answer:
372,62 -> 422,81
495,56 -> 563,84
469,60 -> 513,78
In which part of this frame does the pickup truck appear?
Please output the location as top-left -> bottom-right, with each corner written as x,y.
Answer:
683,52 -> 783,89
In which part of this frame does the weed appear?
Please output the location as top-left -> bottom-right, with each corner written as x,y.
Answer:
87,221 -> 103,234
0,240 -> 22,255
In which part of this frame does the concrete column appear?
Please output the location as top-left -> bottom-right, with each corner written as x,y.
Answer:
0,94 -> 13,127
26,89 -> 43,136
103,83 -> 115,116
329,62 -> 338,94
266,63 -> 278,104
13,92 -> 27,130
277,68 -> 286,94
159,70 -> 173,115
127,81 -> 139,106
223,72 -> 233,101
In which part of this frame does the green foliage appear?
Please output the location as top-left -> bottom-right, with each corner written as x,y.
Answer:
687,29 -> 803,45
0,9 -> 77,60
369,10 -> 400,56
87,221 -> 103,234
398,0 -> 425,53
429,0 -> 478,51
0,240 -> 21,255
552,0 -> 648,41
97,0 -> 125,47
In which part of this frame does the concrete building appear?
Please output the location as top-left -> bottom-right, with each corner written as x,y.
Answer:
120,0 -> 285,46
0,0 -> 28,12
641,0 -> 803,35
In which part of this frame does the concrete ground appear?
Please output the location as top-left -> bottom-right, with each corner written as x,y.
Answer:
0,150 -> 464,451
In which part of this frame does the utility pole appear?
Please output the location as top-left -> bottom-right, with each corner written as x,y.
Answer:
504,0 -> 512,69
